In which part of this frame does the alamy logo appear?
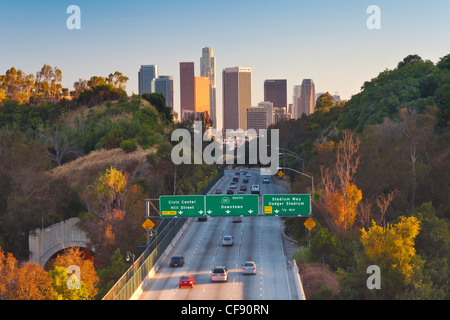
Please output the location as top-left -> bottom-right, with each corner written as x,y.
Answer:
366,265 -> 381,289
67,265 -> 81,290
366,5 -> 381,30
171,121 -> 279,175
66,5 -> 81,30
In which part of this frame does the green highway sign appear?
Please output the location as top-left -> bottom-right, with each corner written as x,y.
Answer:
159,195 -> 206,217
263,194 -> 311,216
205,194 -> 259,216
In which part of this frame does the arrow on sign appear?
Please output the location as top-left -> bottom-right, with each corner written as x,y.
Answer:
248,209 -> 253,214
207,210 -> 212,214
274,209 -> 280,214
199,210 -> 204,214
178,211 -> 183,215
225,210 -> 231,214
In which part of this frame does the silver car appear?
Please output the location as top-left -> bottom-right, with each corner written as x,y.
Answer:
222,235 -> 233,246
211,266 -> 228,282
242,261 -> 257,275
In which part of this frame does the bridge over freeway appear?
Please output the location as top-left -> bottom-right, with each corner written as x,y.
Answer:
28,217 -> 88,268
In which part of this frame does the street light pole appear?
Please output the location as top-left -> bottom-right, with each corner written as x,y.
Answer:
278,166 -> 314,197
271,146 -> 305,172
126,251 -> 135,276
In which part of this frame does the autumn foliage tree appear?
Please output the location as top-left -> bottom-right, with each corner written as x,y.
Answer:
0,246 -> 55,299
81,167 -> 146,267
48,247 -> 99,300
82,167 -> 128,219
360,216 -> 422,294
320,130 -> 363,231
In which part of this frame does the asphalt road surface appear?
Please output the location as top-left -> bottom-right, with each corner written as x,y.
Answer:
140,168 -> 298,300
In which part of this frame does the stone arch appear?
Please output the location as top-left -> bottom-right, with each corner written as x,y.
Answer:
28,218 -> 89,268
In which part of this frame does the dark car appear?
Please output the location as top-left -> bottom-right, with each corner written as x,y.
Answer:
178,275 -> 195,288
170,256 -> 185,267
215,188 -> 222,194
234,171 -> 240,175
226,189 -> 234,194
239,185 -> 247,191
243,178 -> 249,183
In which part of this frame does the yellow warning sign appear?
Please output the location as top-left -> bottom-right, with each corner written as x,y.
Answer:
277,170 -> 284,178
304,217 -> 316,231
142,219 -> 155,230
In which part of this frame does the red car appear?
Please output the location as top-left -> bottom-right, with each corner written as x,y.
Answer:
178,275 -> 195,288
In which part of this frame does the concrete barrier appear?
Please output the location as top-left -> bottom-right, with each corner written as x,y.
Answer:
291,259 -> 306,300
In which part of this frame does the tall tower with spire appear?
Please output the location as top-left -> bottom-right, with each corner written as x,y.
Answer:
200,47 -> 217,128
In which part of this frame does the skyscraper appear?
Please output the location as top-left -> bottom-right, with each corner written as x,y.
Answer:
294,79 -> 316,117
200,47 -> 217,128
292,85 -> 301,119
151,75 -> 174,108
264,79 -> 287,110
257,101 -> 273,127
179,62 -> 195,120
138,65 -> 158,96
222,67 -> 252,131
299,79 -> 316,116
194,76 -> 210,114
247,106 -> 267,135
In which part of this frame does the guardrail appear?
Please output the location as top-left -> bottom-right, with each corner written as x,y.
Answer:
102,168 -> 224,300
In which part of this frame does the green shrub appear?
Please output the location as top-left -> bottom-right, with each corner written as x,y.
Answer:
120,140 -> 137,153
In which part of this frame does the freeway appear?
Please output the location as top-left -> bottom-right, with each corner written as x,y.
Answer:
140,168 -> 297,300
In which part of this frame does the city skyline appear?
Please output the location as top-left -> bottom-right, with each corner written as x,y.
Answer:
1,1 -> 449,130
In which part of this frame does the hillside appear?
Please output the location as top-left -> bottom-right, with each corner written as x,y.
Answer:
49,146 -> 156,187
281,54 -> 450,300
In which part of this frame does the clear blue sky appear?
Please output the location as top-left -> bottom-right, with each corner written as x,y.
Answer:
1,0 -> 449,129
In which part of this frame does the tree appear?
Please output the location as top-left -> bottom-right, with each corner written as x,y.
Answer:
397,54 -> 422,68
320,129 -> 362,231
398,107 -> 436,210
83,167 -> 128,218
325,183 -> 362,230
106,71 -> 129,90
315,92 -> 335,113
40,124 -> 82,166
375,189 -> 397,227
96,248 -> 128,298
360,216 -> 421,283
49,247 -> 98,300
0,67 -> 35,104
0,246 -> 55,299
35,64 -> 62,102
310,227 -> 340,267
436,53 -> 450,71
81,168 -> 145,267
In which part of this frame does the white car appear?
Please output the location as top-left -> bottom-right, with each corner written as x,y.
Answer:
222,235 -> 233,246
211,266 -> 228,282
250,185 -> 260,195
230,182 -> 237,189
242,261 -> 257,275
